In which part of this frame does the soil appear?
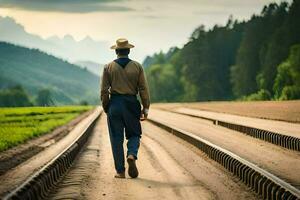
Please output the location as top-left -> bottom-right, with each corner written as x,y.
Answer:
149,109 -> 300,189
49,115 -> 258,200
171,107 -> 300,138
152,100 -> 300,123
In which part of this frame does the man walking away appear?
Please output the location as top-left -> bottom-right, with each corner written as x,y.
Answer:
100,38 -> 150,178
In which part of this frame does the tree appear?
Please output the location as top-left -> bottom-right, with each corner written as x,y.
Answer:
36,89 -> 55,106
0,85 -> 33,107
144,0 -> 300,102
273,44 -> 300,100
182,21 -> 244,101
79,100 -> 89,105
258,2 -> 289,93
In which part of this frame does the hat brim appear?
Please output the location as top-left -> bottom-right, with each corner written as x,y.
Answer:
110,44 -> 135,49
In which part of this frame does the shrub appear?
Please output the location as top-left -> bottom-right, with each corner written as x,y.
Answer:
241,89 -> 272,101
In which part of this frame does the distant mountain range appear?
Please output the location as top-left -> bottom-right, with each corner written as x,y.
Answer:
75,61 -> 104,76
0,42 -> 100,105
0,16 -> 111,65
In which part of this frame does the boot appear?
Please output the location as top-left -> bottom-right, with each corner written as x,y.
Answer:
114,172 -> 125,179
127,155 -> 139,178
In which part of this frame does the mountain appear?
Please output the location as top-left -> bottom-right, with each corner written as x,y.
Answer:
0,16 -> 113,64
75,61 -> 104,76
0,42 -> 100,105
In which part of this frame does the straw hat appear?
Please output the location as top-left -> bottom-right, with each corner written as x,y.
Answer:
110,38 -> 135,49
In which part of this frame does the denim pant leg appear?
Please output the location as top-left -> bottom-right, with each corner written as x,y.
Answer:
123,97 -> 142,159
107,103 -> 125,173
126,136 -> 140,159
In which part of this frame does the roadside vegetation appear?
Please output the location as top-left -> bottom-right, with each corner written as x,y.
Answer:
0,106 -> 93,152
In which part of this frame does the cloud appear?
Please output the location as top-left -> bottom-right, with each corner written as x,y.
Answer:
0,0 -> 133,13
141,15 -> 166,19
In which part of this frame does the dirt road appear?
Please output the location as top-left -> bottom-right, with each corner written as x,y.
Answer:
50,115 -> 257,200
148,109 -> 300,189
153,100 -> 300,123
170,107 -> 300,138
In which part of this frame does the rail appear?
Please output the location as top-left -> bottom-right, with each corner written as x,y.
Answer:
148,118 -> 300,200
171,111 -> 300,151
3,108 -> 102,200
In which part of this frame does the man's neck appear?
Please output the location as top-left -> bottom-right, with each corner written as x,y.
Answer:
117,55 -> 129,59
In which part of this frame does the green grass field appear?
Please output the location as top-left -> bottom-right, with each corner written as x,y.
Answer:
0,106 -> 94,152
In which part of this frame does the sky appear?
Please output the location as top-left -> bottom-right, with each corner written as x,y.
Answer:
0,0 -> 291,63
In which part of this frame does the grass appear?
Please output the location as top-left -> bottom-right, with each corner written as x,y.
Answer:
0,106 -> 94,152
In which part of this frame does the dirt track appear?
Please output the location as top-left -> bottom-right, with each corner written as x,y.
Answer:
50,115 -> 257,200
170,107 -> 300,138
153,100 -> 300,123
6,102 -> 299,199
148,109 -> 300,189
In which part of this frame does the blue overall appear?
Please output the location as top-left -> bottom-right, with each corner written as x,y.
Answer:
107,94 -> 142,173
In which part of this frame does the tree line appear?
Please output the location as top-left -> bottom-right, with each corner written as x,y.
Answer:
0,85 -> 90,107
0,85 -> 52,107
143,0 -> 300,102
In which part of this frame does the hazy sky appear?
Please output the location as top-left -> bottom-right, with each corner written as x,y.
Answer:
0,0 -> 291,62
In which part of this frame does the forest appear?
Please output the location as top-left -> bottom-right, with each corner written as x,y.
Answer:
143,0 -> 300,102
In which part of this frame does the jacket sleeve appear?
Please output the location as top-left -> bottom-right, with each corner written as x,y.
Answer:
100,65 -> 110,113
137,65 -> 150,109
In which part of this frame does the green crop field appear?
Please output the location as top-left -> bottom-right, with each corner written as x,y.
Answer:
0,106 -> 94,152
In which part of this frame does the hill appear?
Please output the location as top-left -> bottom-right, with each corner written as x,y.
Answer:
0,42 -> 100,105
75,61 -> 104,76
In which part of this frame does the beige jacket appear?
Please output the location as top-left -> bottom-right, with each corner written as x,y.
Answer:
100,57 -> 150,111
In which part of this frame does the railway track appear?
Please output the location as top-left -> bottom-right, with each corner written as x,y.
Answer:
2,107 -> 299,200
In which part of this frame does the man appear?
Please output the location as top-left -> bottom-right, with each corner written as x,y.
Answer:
100,38 -> 150,179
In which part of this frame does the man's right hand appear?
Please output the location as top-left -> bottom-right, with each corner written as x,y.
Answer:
140,108 -> 149,121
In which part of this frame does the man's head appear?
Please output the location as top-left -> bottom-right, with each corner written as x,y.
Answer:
115,48 -> 130,56
111,38 -> 134,57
